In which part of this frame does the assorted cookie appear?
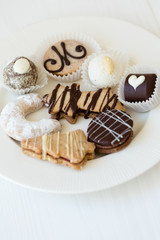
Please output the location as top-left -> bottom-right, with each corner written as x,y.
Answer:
1,33 -> 160,170
21,129 -> 95,170
42,83 -> 125,124
87,109 -> 133,154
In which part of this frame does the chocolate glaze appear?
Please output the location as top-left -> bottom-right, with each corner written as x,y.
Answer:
84,89 -> 102,118
44,41 -> 87,74
124,73 -> 157,102
87,109 -> 133,147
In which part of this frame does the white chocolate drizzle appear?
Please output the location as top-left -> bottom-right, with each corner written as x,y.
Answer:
66,132 -> 69,157
49,135 -> 52,152
88,110 -> 133,146
70,132 -> 73,162
56,132 -> 60,154
42,135 -> 48,160
30,130 -> 89,164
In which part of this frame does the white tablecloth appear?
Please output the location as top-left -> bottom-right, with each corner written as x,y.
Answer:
1,1 -> 160,239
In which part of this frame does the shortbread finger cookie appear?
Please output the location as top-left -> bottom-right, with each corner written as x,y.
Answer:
43,83 -> 125,123
0,93 -> 61,141
87,109 -> 133,154
21,130 -> 95,170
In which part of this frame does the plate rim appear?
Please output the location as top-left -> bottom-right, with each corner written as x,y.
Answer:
0,16 -> 160,194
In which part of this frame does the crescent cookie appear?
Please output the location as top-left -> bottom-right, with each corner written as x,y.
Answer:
0,93 -> 61,141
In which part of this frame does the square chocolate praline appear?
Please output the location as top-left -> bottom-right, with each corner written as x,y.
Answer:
124,73 -> 157,102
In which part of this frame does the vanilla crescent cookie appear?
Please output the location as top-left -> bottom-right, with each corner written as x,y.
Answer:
0,93 -> 61,141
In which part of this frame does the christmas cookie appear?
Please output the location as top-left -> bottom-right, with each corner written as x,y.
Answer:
43,83 -> 125,124
21,129 -> 95,170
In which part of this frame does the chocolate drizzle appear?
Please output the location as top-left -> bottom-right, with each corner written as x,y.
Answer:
48,84 -> 61,113
83,92 -> 90,106
44,41 -> 87,74
43,84 -> 121,121
84,89 -> 102,118
48,83 -> 81,119
64,84 -> 81,118
101,88 -> 118,112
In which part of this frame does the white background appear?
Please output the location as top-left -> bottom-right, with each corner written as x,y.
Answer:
1,0 -> 160,239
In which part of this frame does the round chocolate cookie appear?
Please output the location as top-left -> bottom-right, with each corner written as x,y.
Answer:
3,57 -> 38,90
43,40 -> 87,76
87,109 -> 133,154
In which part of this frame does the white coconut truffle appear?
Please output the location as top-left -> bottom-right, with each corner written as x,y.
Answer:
88,55 -> 117,88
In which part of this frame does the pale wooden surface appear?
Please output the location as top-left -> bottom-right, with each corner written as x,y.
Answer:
1,0 -> 160,239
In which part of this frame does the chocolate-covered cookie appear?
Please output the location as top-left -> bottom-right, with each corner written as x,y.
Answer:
87,109 -> 133,154
124,73 -> 157,102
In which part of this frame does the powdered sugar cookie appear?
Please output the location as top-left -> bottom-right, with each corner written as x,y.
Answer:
0,93 -> 61,141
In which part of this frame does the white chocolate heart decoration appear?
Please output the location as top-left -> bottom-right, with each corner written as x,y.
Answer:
128,75 -> 145,90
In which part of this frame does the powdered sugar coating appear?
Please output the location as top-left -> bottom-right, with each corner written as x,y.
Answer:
0,93 -> 61,141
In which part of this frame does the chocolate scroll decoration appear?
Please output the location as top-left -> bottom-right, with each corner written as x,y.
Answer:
44,42 -> 87,73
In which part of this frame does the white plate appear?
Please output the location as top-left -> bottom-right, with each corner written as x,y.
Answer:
0,16 -> 160,194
